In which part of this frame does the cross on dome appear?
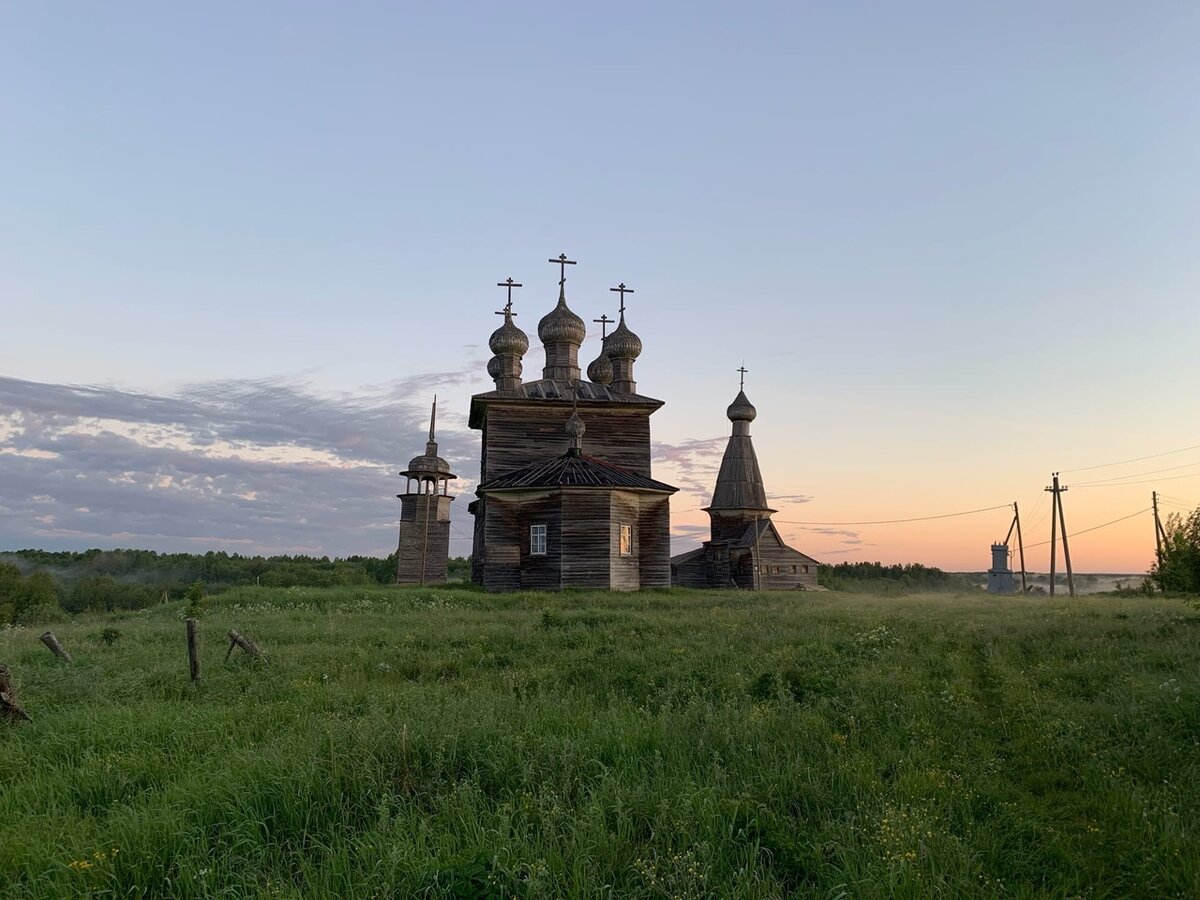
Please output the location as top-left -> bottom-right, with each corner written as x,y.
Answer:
609,282 -> 634,316
593,313 -> 614,338
548,253 -> 577,286
495,277 -> 522,316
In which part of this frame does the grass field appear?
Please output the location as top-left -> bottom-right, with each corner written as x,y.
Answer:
1,586 -> 1197,899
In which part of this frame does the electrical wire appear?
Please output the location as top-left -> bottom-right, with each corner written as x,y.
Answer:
775,503 -> 1011,527
1060,443 -> 1200,475
1022,508 -> 1151,550
1073,471 -> 1200,489
1071,459 -> 1200,487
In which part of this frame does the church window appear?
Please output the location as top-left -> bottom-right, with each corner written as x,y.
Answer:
619,524 -> 633,556
530,524 -> 547,556
791,565 -> 797,574
773,565 -> 780,575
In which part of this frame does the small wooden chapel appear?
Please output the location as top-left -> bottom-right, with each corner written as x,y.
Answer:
467,255 -> 678,591
670,371 -> 820,589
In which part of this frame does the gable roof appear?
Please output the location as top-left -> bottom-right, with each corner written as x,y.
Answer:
730,519 -> 821,564
478,450 -> 677,494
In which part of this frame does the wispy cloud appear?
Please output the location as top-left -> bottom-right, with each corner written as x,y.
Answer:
0,374 -> 480,556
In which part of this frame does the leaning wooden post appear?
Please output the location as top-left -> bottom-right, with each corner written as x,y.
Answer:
186,618 -> 201,683
40,631 -> 73,662
224,629 -> 268,664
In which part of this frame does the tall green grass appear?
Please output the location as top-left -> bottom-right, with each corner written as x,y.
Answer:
1,587 -> 1197,898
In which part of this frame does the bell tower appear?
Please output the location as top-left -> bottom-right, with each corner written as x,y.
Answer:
396,398 -> 456,584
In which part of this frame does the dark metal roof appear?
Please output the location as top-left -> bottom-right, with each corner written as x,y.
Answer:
478,450 -> 677,493
469,379 -> 664,428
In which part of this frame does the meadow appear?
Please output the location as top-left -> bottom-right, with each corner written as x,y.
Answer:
1,586 -> 1197,899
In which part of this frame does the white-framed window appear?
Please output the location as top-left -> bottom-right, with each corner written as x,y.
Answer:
530,524 -> 547,556
619,523 -> 633,556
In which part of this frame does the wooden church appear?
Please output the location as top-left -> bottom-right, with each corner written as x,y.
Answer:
671,375 -> 820,589
467,255 -> 678,591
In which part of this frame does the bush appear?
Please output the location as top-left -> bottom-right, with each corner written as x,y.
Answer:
1151,507 -> 1200,594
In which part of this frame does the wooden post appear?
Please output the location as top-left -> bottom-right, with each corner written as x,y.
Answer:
186,618 -> 201,683
39,631 -> 72,662
753,515 -> 763,591
224,629 -> 268,663
1014,501 -> 1028,594
0,663 -> 32,724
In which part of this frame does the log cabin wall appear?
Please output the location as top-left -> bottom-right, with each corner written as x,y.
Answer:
395,493 -> 453,584
608,491 -> 641,591
561,489 -> 617,588
636,495 -> 672,588
482,405 -> 652,481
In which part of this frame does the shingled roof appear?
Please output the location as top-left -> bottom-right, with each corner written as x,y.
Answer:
479,449 -> 677,493
469,378 -> 663,428
706,388 -> 772,511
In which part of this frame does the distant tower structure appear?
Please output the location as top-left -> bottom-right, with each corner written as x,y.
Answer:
987,543 -> 1015,594
396,398 -> 456,584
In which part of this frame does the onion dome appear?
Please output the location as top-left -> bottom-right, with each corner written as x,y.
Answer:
538,287 -> 587,345
486,355 -> 503,379
406,451 -> 453,477
586,351 -> 613,385
727,389 -> 757,423
489,313 -> 529,356
603,315 -> 642,360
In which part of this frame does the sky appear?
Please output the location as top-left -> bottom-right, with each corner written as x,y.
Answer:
2,2 -> 1198,572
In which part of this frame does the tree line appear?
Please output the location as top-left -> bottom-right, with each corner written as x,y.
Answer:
0,549 -> 472,624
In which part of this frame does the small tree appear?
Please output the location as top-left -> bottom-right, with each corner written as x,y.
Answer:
1151,507 -> 1200,594
184,580 -> 207,618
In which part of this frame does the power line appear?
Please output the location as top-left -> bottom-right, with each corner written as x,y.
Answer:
1023,508 -> 1150,550
1060,443 -> 1200,475
776,503 -> 1011,527
1074,471 -> 1200,489
1072,459 -> 1200,487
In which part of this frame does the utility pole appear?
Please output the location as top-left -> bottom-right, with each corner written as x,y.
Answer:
1046,476 -> 1059,596
1051,473 -> 1075,597
1152,491 -> 1164,559
1013,501 -> 1027,594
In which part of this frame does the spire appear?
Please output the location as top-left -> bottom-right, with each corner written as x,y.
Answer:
706,372 -> 770,513
425,395 -> 438,455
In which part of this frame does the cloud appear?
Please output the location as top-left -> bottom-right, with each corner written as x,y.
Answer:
0,374 -> 481,557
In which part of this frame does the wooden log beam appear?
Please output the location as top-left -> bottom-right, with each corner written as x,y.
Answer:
0,663 -> 32,724
186,618 -> 201,683
224,629 -> 268,663
39,631 -> 72,662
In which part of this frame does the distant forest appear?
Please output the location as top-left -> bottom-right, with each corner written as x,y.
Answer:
0,548 -> 978,625
0,549 -> 472,624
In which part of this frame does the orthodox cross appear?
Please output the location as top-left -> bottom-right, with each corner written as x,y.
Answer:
548,253 -> 576,286
495,277 -> 522,316
738,365 -> 748,390
609,282 -> 634,315
592,313 -> 614,338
